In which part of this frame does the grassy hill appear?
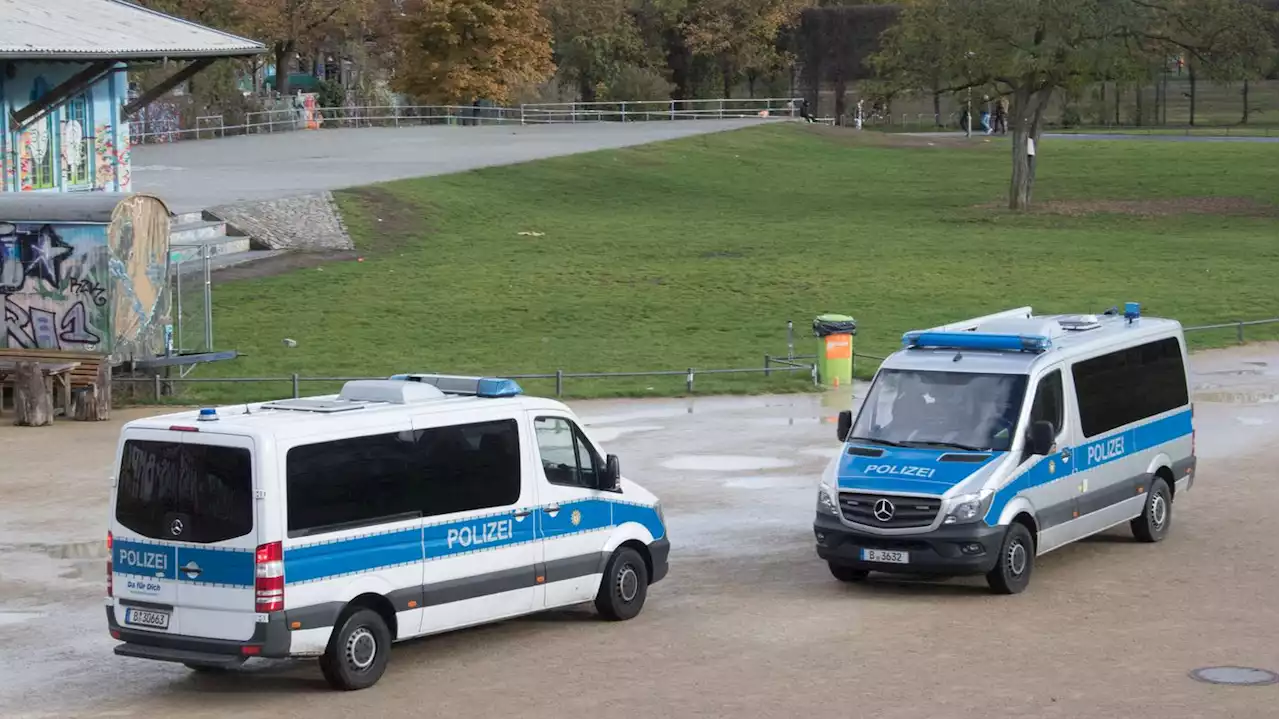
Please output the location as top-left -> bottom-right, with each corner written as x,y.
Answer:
193,124 -> 1278,401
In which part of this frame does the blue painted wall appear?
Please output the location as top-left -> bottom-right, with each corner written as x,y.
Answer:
1,62 -> 130,194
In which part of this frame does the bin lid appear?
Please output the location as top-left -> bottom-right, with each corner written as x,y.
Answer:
813,314 -> 857,337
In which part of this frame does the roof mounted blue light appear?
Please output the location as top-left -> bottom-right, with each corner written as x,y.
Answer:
197,407 -> 218,421
1124,301 -> 1140,323
389,373 -> 524,398
902,331 -> 1052,353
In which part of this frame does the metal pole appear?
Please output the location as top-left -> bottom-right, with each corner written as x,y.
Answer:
555,369 -> 563,397
787,320 -> 794,359
966,86 -> 972,137
203,244 -> 213,351
764,354 -> 771,377
153,373 -> 162,402
1237,321 -> 1244,344
686,368 -> 694,393
291,372 -> 300,398
174,255 -> 183,352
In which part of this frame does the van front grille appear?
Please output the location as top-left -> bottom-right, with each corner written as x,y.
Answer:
839,492 -> 941,528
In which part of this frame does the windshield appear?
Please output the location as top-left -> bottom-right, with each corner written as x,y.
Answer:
850,369 -> 1029,452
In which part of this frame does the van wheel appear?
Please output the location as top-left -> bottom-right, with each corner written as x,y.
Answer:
1131,478 -> 1172,543
986,523 -> 1034,595
319,608 -> 391,691
595,547 -> 649,621
828,563 -> 869,582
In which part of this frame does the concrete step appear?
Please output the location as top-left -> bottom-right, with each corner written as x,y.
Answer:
170,235 -> 253,265
171,219 -> 229,244
174,249 -> 288,275
172,211 -> 207,226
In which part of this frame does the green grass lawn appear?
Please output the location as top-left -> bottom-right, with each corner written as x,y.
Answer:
189,124 -> 1278,402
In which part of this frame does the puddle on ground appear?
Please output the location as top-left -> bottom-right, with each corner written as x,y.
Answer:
722,475 -> 815,489
742,417 -> 825,428
1193,391 -> 1278,404
661,455 -> 797,471
583,425 -> 664,443
0,611 -> 45,627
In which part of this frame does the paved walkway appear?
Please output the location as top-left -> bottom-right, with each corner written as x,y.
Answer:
131,120 -> 770,213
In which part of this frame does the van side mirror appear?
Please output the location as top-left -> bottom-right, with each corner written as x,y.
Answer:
837,410 -> 852,442
600,454 -> 621,491
1027,420 -> 1055,456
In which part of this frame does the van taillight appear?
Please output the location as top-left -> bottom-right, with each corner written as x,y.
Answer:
106,531 -> 113,598
255,542 -> 284,613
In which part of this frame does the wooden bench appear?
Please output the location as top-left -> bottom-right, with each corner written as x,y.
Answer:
0,349 -> 111,421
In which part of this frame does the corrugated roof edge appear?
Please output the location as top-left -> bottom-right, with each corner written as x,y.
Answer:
0,192 -> 171,223
105,0 -> 267,53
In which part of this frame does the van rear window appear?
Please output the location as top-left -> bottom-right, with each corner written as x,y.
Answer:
115,440 -> 253,544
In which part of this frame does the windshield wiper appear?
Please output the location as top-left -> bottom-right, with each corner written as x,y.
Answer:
900,440 -> 990,452
847,436 -> 908,448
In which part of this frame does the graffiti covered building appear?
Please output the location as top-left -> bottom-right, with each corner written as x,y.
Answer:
0,0 -> 263,195
0,194 -> 172,362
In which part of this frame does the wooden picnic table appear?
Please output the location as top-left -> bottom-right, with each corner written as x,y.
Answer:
0,359 -> 80,417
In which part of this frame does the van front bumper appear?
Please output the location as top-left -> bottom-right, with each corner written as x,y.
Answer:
107,607 -> 292,664
814,513 -> 1005,576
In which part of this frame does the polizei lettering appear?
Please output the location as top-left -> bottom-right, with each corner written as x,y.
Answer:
863,464 -> 936,479
447,519 -> 514,550
117,548 -> 169,574
1087,436 -> 1125,465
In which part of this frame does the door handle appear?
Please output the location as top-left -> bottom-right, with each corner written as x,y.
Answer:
1060,448 -> 1072,462
513,509 -> 531,519
544,504 -> 560,512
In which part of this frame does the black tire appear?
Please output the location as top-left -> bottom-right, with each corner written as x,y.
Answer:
594,547 -> 649,621
986,523 -> 1035,595
1131,478 -> 1172,543
828,563 -> 870,583
319,608 -> 392,691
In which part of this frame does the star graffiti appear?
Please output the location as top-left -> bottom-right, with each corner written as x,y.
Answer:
24,225 -> 73,287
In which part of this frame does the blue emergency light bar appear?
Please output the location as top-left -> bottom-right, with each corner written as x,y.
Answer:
389,373 -> 524,398
901,331 -> 1052,353
1124,302 -> 1141,322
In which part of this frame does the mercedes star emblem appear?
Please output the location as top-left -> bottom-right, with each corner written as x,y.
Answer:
170,518 -> 184,536
872,498 -> 895,522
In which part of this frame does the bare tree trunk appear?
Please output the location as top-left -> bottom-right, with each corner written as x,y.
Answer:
1135,84 -> 1143,127
273,42 -> 295,95
722,60 -> 733,99
1241,80 -> 1250,124
1008,87 -> 1052,211
1188,66 -> 1197,125
832,71 -> 847,125
13,362 -> 52,427
746,71 -> 757,99
1114,82 -> 1121,125
932,88 -> 942,126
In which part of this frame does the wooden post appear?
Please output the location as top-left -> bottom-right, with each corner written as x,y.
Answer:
13,361 -> 53,427
73,363 -> 112,421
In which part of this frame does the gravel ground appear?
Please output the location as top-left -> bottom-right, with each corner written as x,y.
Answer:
0,344 -> 1274,718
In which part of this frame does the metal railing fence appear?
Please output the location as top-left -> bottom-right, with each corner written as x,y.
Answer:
112,317 -> 1277,403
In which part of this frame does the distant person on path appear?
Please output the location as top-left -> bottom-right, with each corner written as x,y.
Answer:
980,95 -> 992,135
959,101 -> 971,136
799,99 -> 815,123
993,98 -> 1008,135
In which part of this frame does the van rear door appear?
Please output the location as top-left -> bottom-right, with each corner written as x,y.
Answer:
111,429 -> 259,642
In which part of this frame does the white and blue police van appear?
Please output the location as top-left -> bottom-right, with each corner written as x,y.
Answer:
106,375 -> 668,689
816,303 -> 1195,594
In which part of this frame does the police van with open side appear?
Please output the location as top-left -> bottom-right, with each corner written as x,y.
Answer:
815,303 -> 1195,594
106,374 -> 668,689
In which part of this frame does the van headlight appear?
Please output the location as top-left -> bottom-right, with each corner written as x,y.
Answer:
944,489 -> 994,524
817,482 -> 839,516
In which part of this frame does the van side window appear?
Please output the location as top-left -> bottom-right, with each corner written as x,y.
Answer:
286,419 -> 522,537
534,416 -> 600,489
1028,370 -> 1064,436
1072,337 -> 1189,438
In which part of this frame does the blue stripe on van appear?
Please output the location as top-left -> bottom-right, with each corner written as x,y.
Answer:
176,546 -> 254,587
114,538 -> 174,579
984,408 -> 1193,525
283,498 -> 664,585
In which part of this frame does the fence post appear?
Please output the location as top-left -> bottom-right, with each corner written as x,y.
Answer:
686,368 -> 695,394
1237,321 -> 1244,344
811,364 -> 818,386
670,100 -> 676,120
786,320 -> 795,359
153,373 -> 162,402
520,104 -> 526,126
291,373 -> 300,399
555,369 -> 563,397
764,354 -> 771,377
620,101 -> 626,122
